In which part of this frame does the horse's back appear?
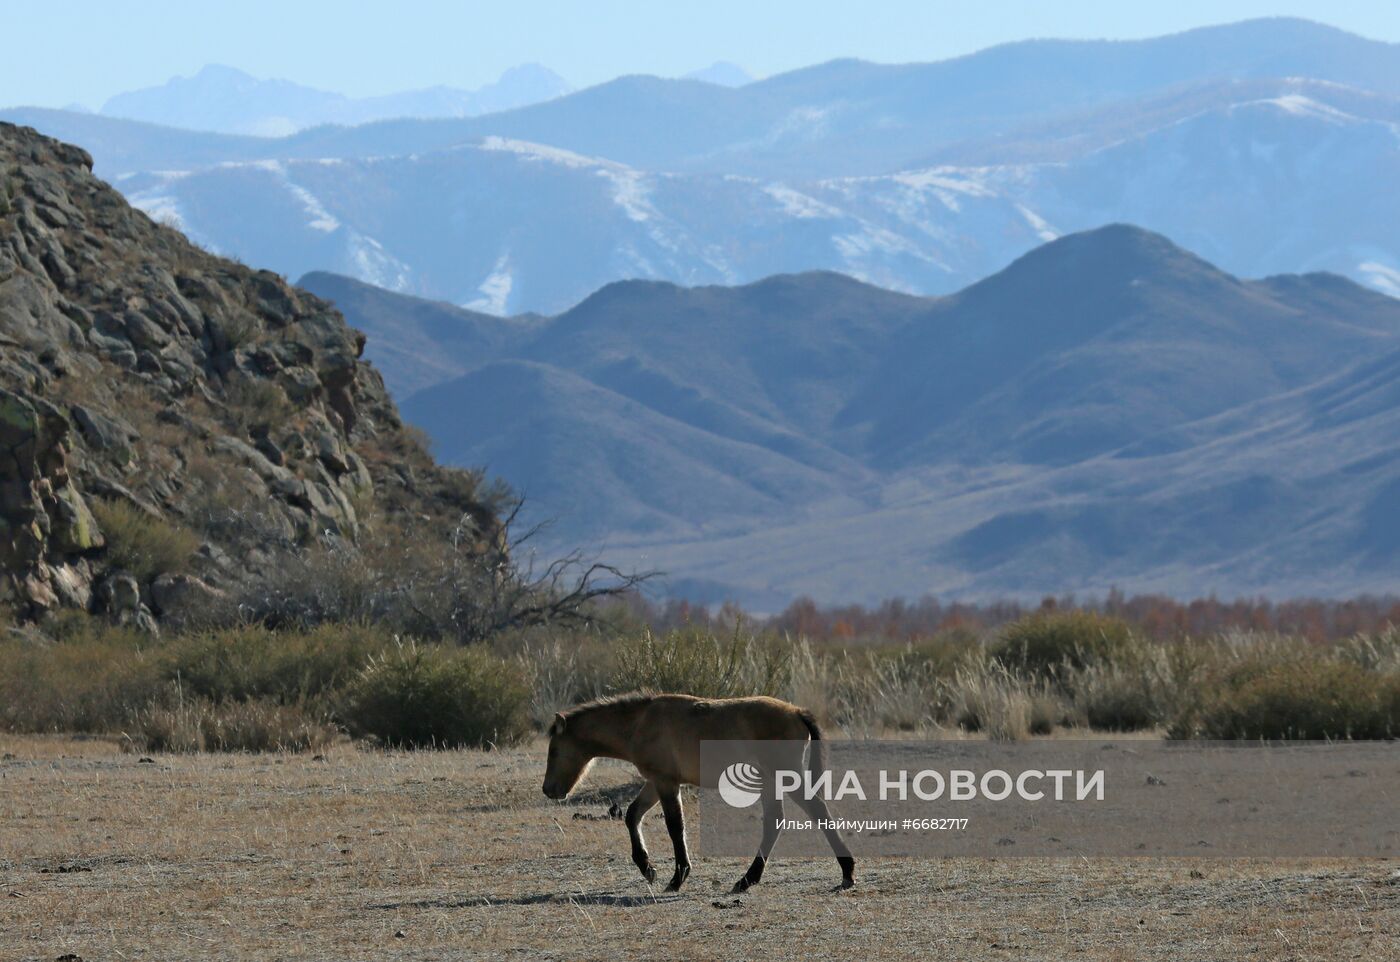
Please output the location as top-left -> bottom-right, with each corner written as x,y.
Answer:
643,694 -> 810,740
630,694 -> 813,786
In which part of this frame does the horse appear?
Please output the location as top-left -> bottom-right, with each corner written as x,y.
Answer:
541,692 -> 855,893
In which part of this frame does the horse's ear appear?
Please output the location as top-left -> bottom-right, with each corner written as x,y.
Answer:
551,712 -> 567,735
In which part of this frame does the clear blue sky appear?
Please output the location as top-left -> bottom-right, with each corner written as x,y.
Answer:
5,0 -> 1399,109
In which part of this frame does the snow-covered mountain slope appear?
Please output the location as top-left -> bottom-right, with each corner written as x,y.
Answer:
100,81 -> 1400,314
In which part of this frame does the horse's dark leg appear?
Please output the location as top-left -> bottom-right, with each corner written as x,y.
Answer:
733,788 -> 785,893
792,792 -> 855,889
626,781 -> 660,884
658,785 -> 691,892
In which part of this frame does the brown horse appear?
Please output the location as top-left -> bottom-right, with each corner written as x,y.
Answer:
541,692 -> 855,893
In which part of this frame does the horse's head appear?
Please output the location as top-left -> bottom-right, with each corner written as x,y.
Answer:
542,712 -> 594,799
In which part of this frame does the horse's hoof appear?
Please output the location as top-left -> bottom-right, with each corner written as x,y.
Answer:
640,864 -> 657,884
664,878 -> 686,893
833,878 -> 855,892
731,879 -> 751,894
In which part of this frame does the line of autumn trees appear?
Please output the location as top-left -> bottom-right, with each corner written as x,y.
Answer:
622,590 -> 1400,645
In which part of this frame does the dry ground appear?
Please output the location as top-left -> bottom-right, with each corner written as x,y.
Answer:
0,734 -> 1396,961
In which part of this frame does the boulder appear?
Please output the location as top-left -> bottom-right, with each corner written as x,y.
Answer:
151,572 -> 227,623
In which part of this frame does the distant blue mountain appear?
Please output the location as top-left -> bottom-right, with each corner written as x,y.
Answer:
98,63 -> 572,136
302,226 -> 1400,604
28,75 -> 1390,315
682,62 -> 754,87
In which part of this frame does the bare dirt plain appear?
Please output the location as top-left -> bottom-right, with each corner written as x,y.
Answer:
1,734 -> 1396,961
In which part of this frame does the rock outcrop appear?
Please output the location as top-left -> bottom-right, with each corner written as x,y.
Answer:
0,122 -> 496,621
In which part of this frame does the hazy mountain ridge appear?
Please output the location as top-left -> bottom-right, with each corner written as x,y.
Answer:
304,226 -> 1400,604
75,77 -> 1400,314
4,19 -> 1399,311
23,18 -> 1396,179
98,64 -> 573,137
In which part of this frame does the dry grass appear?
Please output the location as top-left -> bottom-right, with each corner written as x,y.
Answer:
0,735 -> 1394,961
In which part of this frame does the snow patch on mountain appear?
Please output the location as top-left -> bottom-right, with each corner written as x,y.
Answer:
283,180 -> 340,233
346,235 -> 412,292
124,170 -> 191,230
466,254 -> 515,314
1016,204 -> 1059,242
1359,261 -> 1400,297
601,169 -> 656,224
1258,94 -> 1357,123
764,184 -> 843,219
478,135 -> 623,171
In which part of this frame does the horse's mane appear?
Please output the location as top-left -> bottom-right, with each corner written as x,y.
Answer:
564,691 -> 655,716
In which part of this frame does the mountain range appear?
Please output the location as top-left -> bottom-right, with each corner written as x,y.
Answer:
97,63 -> 573,136
301,225 -> 1400,606
3,19 -> 1399,313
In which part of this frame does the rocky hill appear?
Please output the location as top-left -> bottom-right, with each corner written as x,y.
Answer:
0,122 -> 496,626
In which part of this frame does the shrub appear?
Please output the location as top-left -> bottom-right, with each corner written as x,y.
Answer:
341,641 -> 531,749
0,629 -> 163,733
127,693 -> 337,753
1193,659 -> 1391,739
223,377 -> 289,432
1335,628 -> 1400,674
219,311 -> 260,351
1381,674 -> 1400,737
1066,659 -> 1164,732
90,499 -> 199,584
1027,685 -> 1067,735
890,628 -> 984,678
514,637 -> 610,730
164,623 -> 387,705
610,624 -> 791,699
946,663 -> 1032,741
992,611 -> 1134,678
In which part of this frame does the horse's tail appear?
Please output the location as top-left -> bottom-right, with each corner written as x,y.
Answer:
798,709 -> 826,778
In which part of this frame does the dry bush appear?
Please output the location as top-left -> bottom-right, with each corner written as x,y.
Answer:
219,310 -> 260,350
341,640 -> 532,749
991,610 -> 1135,678
1027,684 -> 1068,735
237,509 -> 649,645
821,648 -> 947,735
513,637 -> 611,729
945,663 -> 1033,741
1190,659 -> 1395,740
609,624 -> 791,699
163,622 -> 390,705
1334,627 -> 1400,674
90,499 -> 200,584
127,691 -> 337,753
0,627 -> 162,733
223,377 -> 291,432
1062,651 -> 1169,732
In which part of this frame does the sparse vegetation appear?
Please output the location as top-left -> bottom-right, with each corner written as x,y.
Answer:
2,596 -> 1396,747
223,376 -> 292,432
89,499 -> 200,584
609,623 -> 791,699
126,691 -> 338,753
